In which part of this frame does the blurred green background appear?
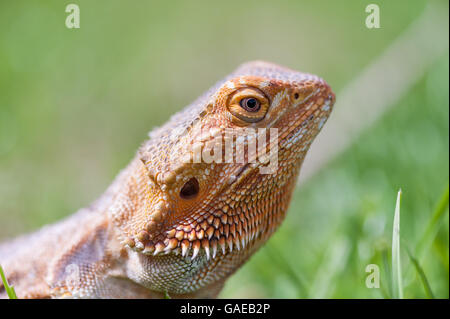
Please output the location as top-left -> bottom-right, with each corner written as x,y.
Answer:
0,0 -> 448,298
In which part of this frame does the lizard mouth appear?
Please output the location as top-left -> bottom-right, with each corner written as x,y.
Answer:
127,221 -> 262,261
124,161 -> 262,261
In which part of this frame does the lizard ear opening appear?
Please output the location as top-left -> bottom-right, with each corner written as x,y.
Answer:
180,177 -> 199,199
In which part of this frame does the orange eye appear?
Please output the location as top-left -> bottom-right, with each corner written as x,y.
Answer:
227,88 -> 269,124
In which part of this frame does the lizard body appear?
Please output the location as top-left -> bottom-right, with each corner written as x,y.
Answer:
0,61 -> 335,298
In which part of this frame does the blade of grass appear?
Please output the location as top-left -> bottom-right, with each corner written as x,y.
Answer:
392,189 -> 403,299
416,184 -> 449,261
0,265 -> 17,299
404,244 -> 435,298
403,184 -> 449,289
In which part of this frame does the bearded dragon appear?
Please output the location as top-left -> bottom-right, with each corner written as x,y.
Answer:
0,61 -> 335,298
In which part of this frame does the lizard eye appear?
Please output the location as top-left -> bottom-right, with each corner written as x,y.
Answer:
239,97 -> 261,112
180,177 -> 199,199
227,88 -> 269,124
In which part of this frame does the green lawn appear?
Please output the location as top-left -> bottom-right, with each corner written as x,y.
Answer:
0,0 -> 448,298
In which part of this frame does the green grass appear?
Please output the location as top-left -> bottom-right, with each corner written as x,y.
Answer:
405,246 -> 434,299
416,186 -> 450,261
405,185 -> 449,299
224,180 -> 448,298
0,265 -> 17,299
389,185 -> 449,299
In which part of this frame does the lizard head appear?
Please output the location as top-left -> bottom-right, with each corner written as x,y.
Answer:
112,61 -> 335,264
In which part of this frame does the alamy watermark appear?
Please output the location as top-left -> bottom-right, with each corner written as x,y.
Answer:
171,127 -> 280,175
365,4 -> 381,29
365,264 -> 380,288
65,4 -> 80,29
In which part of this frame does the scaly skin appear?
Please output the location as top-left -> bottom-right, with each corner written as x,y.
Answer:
0,61 -> 335,298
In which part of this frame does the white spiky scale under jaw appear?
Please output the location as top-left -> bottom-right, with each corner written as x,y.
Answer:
124,225 -> 263,261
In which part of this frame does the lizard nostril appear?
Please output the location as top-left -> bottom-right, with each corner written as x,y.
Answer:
294,93 -> 299,100
180,177 -> 199,199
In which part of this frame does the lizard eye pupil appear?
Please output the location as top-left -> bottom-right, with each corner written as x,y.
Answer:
240,98 -> 260,112
180,177 -> 199,199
